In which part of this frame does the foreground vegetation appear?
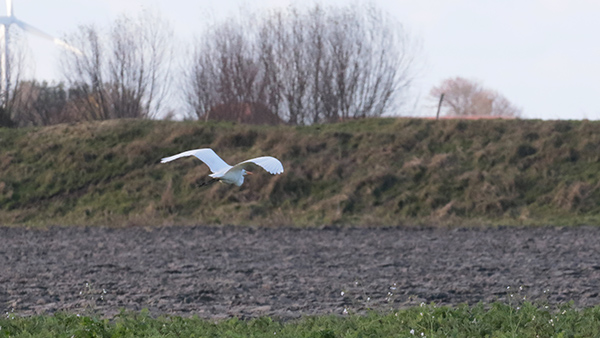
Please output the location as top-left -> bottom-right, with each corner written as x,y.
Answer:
2,118 -> 600,226
2,302 -> 600,337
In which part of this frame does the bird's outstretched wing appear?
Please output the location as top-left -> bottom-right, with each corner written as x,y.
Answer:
233,156 -> 284,175
161,148 -> 231,174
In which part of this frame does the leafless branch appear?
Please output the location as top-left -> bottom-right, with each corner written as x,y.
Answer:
185,3 -> 415,125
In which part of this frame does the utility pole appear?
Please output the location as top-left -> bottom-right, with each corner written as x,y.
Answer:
436,93 -> 445,120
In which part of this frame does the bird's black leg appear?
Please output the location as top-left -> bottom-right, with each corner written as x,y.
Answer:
198,178 -> 219,188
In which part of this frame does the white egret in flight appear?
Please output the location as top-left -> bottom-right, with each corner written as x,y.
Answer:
161,148 -> 284,187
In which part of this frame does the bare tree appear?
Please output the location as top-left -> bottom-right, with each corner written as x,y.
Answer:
109,10 -> 173,119
11,81 -> 68,126
185,3 -> 415,125
185,13 -> 267,122
0,29 -> 31,126
317,5 -> 410,122
60,25 -> 109,120
257,6 -> 317,125
430,77 -> 521,118
60,10 -> 173,121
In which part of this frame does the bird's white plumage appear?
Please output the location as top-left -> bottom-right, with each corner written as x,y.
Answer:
161,148 -> 231,173
161,148 -> 284,186
233,156 -> 284,175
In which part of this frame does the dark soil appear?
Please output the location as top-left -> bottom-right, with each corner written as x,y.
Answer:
2,225 -> 600,318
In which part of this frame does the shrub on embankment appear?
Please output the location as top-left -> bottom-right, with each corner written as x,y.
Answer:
1,118 -> 599,226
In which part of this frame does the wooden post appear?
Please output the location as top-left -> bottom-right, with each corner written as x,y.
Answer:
436,93 -> 445,120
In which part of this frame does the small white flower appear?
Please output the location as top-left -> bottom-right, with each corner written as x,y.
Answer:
340,291 -> 345,296
343,308 -> 348,315
410,329 -> 415,335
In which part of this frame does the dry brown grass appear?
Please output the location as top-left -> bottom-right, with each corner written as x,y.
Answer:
2,118 -> 600,226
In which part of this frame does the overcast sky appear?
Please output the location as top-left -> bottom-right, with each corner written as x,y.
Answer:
10,0 -> 600,120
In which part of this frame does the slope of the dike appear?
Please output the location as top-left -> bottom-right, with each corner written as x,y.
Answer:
1,118 -> 599,226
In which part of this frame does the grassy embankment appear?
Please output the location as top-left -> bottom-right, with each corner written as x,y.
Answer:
2,302 -> 600,337
1,118 -> 600,226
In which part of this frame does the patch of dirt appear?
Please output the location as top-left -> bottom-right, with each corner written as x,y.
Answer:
1,225 -> 599,318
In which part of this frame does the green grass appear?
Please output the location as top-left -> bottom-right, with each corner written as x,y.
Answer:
2,302 -> 600,337
3,118 -> 600,226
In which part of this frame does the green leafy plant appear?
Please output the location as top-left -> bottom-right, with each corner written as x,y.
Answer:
2,302 -> 600,337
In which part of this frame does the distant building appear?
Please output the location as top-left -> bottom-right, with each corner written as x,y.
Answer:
206,102 -> 283,125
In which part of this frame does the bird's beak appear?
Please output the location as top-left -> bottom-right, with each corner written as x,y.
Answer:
246,171 -> 253,175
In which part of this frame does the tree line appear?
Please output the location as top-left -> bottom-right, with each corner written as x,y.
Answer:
0,4 -> 520,128
185,4 -> 414,125
0,4 -> 420,128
